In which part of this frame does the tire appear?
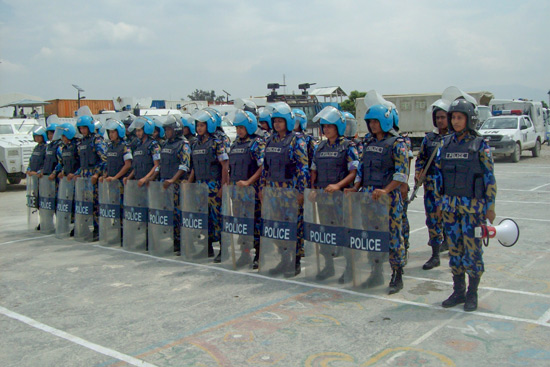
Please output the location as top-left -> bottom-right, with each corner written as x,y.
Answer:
8,177 -> 22,185
531,139 -> 541,157
0,165 -> 7,192
510,142 -> 521,163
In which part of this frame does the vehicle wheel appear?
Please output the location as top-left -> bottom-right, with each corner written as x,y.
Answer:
511,142 -> 521,163
0,165 -> 7,192
8,177 -> 22,185
531,140 -> 541,157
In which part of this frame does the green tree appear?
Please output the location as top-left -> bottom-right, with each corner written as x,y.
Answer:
541,100 -> 548,109
341,90 -> 367,114
188,89 -> 216,101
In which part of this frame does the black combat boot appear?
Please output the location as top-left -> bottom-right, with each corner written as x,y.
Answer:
338,264 -> 353,284
388,267 -> 404,295
442,274 -> 466,308
315,254 -> 335,281
285,255 -> 300,278
269,250 -> 290,275
464,276 -> 481,312
422,244 -> 441,270
213,243 -> 222,263
362,261 -> 385,288
235,249 -> 252,268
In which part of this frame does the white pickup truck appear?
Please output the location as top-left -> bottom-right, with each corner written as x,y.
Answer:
479,113 -> 540,162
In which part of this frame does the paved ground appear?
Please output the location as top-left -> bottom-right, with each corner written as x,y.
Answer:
1,145 -> 550,367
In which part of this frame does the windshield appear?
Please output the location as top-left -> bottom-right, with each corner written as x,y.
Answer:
478,106 -> 492,123
17,124 -> 39,134
480,118 -> 518,130
0,125 -> 14,134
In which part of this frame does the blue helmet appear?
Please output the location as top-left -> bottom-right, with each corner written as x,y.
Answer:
128,116 -> 155,135
192,109 -> 217,134
266,102 -> 294,132
45,123 -> 59,133
390,104 -> 399,130
152,117 -> 166,138
180,113 -> 196,135
228,109 -> 258,135
342,112 -> 357,138
94,121 -> 106,136
203,108 -> 223,129
54,123 -> 78,140
313,106 -> 346,136
293,108 -> 307,131
76,115 -> 96,133
162,115 -> 184,137
104,118 -> 126,139
258,107 -> 271,124
364,104 -> 394,133
32,126 -> 48,142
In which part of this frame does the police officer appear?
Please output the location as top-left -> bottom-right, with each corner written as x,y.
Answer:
124,116 -> 161,187
43,123 -> 62,182
122,114 -> 140,152
205,107 -> 231,150
227,109 -> 265,269
158,115 -> 191,255
101,119 -> 132,183
435,99 -> 497,312
27,126 -> 48,177
75,115 -> 107,241
257,107 -> 272,140
260,102 -> 309,277
189,109 -> 229,262
180,113 -> 198,146
152,118 -> 166,146
293,108 -> 317,169
346,104 -> 409,294
343,112 -> 363,155
416,99 -> 450,270
310,106 -> 359,280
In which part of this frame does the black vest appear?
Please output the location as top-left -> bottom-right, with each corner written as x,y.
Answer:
132,138 -> 155,180
424,132 -> 444,175
361,136 -> 399,189
106,141 -> 127,177
315,139 -> 350,188
160,138 -> 186,180
78,134 -> 100,170
264,132 -> 296,183
62,142 -> 79,175
29,143 -> 46,172
441,135 -> 485,199
43,141 -> 60,175
229,137 -> 259,183
185,134 -> 197,147
192,137 -> 221,181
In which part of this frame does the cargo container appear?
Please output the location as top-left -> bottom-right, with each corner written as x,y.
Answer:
45,99 -> 115,118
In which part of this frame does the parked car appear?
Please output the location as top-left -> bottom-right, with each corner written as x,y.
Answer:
479,113 -> 541,162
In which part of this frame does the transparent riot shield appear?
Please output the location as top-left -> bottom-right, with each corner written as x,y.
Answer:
180,182 -> 209,262
148,181 -> 175,257
98,180 -> 122,246
38,176 -> 56,234
343,191 -> 390,292
56,178 -> 74,238
220,185 -> 256,270
26,175 -> 39,230
259,187 -> 298,278
122,180 -> 148,252
74,177 -> 94,242
303,189 -> 347,285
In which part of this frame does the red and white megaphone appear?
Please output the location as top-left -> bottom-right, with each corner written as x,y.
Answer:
475,218 -> 520,247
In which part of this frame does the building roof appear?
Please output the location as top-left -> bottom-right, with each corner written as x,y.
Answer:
309,86 -> 347,97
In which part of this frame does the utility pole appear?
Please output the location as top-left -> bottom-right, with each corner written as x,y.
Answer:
72,84 -> 85,108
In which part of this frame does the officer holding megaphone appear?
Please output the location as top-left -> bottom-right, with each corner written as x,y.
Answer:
434,98 -> 497,312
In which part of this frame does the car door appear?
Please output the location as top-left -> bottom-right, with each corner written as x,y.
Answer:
522,117 -> 535,148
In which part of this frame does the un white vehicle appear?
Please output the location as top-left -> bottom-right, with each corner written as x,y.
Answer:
479,112 -> 540,163
489,99 -> 547,147
0,118 -> 40,191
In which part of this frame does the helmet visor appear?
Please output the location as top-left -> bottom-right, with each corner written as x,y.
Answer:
313,106 -> 342,124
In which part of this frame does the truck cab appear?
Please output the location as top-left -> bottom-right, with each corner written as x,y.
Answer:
479,111 -> 540,162
0,118 -> 39,191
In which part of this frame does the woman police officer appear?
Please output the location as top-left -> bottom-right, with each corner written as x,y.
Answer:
124,116 -> 161,187
434,98 -> 497,312
310,106 -> 359,280
345,103 -> 409,294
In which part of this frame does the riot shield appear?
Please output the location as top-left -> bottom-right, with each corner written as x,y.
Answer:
180,182 -> 209,262
259,187 -> 298,278
303,189 -> 347,285
74,177 -> 94,242
148,181 -> 175,257
122,180 -> 148,252
26,175 -> 39,230
98,180 -> 122,246
220,185 -> 256,270
55,178 -> 74,238
343,191 -> 391,292
38,177 -> 56,234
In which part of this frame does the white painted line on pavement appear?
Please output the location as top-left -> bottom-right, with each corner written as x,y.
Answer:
0,306 -> 158,367
94,245 -> 550,329
499,188 -> 550,193
409,226 -> 427,234
537,307 -> 550,324
0,234 -> 55,246
531,183 -> 550,191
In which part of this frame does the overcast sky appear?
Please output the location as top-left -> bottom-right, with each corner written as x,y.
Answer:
1,0 -> 549,104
